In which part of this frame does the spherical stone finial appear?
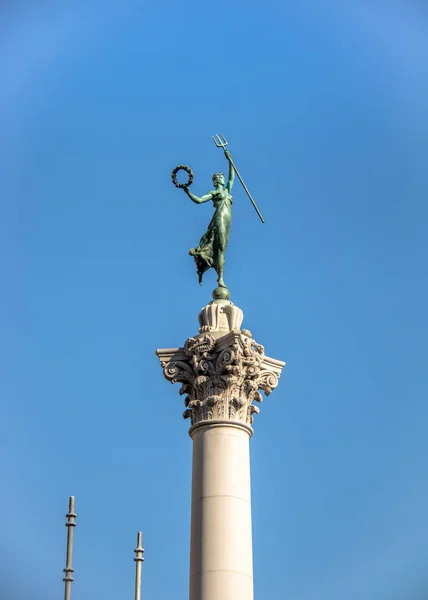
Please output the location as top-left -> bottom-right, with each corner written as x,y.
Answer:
212,287 -> 230,301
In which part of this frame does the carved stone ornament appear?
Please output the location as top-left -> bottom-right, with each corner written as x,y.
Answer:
156,303 -> 285,428
198,301 -> 243,336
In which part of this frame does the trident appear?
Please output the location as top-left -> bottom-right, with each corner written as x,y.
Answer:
212,133 -> 265,224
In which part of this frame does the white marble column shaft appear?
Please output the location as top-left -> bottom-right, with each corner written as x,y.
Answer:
189,421 -> 253,600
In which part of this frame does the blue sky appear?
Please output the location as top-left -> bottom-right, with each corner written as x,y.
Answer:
1,2 -> 427,599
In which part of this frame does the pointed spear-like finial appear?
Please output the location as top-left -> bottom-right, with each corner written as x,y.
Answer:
134,531 -> 144,600
212,133 -> 265,223
63,496 -> 76,600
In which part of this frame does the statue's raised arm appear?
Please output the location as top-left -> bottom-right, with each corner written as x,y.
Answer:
224,149 -> 235,192
212,134 -> 265,224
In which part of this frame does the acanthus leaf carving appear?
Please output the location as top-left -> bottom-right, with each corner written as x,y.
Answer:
157,330 -> 285,428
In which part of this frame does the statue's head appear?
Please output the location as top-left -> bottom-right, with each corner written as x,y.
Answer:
212,172 -> 225,187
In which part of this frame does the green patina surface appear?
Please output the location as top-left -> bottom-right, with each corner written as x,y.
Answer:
182,148 -> 234,295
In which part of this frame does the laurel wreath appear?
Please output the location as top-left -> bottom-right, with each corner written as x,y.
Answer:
171,165 -> 194,188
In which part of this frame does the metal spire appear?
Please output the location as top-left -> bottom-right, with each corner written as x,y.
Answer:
63,496 -> 76,600
134,532 -> 144,600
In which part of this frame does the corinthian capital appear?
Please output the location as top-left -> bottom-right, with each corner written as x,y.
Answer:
156,301 -> 285,428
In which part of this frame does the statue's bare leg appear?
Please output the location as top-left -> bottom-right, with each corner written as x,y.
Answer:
216,251 -> 226,288
215,226 -> 229,288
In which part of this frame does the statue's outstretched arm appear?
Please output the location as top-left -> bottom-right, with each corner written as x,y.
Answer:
225,149 -> 234,191
184,188 -> 213,204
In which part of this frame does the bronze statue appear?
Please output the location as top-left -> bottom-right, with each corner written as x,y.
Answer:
184,147 -> 233,290
172,135 -> 264,298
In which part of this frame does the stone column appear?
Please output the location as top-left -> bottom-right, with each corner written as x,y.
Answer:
156,299 -> 285,600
